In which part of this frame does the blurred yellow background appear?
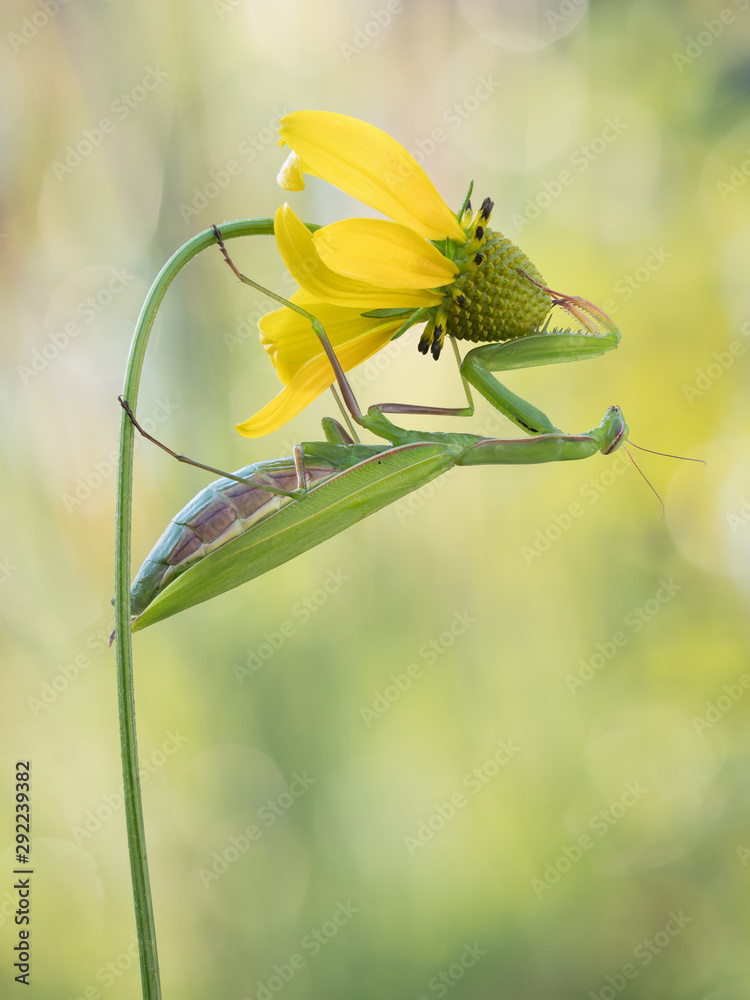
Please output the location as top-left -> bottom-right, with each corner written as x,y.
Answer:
1,1 -> 749,997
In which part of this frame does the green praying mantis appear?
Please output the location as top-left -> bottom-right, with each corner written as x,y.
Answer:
111,118 -> 706,1000
122,222 -> 667,632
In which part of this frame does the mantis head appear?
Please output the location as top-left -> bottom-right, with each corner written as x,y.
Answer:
597,408 -> 704,517
599,405 -> 629,454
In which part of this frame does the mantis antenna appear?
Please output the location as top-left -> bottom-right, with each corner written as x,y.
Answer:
627,441 -> 707,465
624,446 -> 665,519
624,441 -> 706,519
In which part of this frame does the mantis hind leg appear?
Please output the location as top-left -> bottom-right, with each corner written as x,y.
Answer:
321,416 -> 355,445
118,395 -> 311,497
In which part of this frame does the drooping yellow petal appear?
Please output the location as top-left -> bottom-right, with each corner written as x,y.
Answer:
278,111 -> 466,243
237,307 -> 401,437
258,292 -> 348,381
313,218 -> 459,290
274,204 -> 441,308
277,151 -> 305,191
235,360 -> 332,438
258,292 -> 403,383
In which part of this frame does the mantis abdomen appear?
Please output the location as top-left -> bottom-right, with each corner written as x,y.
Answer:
130,454 -> 349,617
129,440 -> 464,630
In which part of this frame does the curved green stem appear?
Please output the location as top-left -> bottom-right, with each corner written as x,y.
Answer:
114,218 -> 282,1000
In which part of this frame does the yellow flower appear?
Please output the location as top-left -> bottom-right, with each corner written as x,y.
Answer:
236,110 -> 552,438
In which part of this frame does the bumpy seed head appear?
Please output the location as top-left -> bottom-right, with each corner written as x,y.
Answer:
419,196 -> 553,359
446,231 -> 552,343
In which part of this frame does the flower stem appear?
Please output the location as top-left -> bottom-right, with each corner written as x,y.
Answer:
114,218 -> 277,1000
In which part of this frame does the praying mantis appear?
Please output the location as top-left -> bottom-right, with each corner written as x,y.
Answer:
124,224 -> 635,632
113,114 -> 706,1000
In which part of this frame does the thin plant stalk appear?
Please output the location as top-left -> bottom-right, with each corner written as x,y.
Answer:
113,218 -> 281,1000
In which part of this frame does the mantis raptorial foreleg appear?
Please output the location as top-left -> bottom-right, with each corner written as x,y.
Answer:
354,327 -> 623,447
455,327 -> 620,436
372,328 -> 620,436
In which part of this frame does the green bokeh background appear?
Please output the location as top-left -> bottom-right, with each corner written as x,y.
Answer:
1,1 -> 749,998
